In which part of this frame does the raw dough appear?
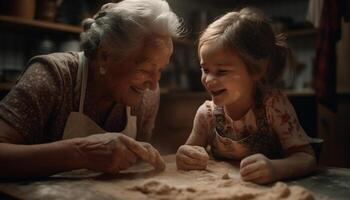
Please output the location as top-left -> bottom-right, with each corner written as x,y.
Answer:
93,156 -> 314,200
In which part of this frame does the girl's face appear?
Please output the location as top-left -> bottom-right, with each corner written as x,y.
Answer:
199,43 -> 256,107
102,37 -> 173,106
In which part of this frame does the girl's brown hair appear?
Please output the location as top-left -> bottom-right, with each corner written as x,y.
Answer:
198,7 -> 291,87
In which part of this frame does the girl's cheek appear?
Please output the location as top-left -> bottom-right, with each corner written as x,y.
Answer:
232,74 -> 241,79
201,75 -> 207,85
220,74 -> 241,83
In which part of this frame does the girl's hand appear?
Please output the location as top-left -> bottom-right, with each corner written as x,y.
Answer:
176,145 -> 209,170
76,133 -> 165,173
240,153 -> 276,184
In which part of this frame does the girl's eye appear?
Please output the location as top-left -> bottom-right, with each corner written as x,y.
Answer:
217,70 -> 228,75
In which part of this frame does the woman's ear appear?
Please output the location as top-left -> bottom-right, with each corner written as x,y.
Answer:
96,42 -> 110,75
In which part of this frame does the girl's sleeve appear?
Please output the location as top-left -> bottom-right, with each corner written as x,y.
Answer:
266,92 -> 310,150
186,101 -> 213,146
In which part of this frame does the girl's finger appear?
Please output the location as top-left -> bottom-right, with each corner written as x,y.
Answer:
183,146 -> 209,161
178,153 -> 207,166
240,154 -> 259,168
241,170 -> 261,181
240,162 -> 260,177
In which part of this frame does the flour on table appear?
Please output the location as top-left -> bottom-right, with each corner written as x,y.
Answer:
129,178 -> 314,200
93,157 -> 314,200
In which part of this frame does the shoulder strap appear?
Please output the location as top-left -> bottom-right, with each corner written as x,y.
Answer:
253,88 -> 270,133
213,105 -> 226,134
77,52 -> 88,113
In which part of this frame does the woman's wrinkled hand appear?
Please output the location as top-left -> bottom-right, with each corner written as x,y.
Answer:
75,133 -> 165,174
119,137 -> 165,171
176,145 -> 209,170
240,153 -> 276,184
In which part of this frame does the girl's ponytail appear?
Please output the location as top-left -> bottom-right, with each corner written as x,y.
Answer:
266,34 -> 292,85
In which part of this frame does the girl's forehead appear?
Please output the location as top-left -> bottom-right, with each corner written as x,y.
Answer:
200,43 -> 239,60
200,44 -> 245,69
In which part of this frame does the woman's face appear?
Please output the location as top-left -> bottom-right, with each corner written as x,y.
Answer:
103,37 -> 173,106
199,42 -> 256,107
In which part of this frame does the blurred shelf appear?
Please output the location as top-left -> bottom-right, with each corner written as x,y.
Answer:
284,89 -> 315,96
285,28 -> 318,38
173,37 -> 195,46
0,15 -> 195,46
337,88 -> 350,97
0,15 -> 82,34
0,82 -> 15,91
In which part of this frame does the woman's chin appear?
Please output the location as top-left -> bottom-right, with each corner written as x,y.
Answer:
125,96 -> 143,106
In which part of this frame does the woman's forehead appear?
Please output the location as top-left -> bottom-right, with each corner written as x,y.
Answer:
135,37 -> 173,63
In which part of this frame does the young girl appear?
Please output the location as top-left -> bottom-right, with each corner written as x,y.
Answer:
176,7 -> 316,184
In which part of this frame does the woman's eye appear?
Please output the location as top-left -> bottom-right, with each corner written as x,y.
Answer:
201,68 -> 209,74
138,69 -> 148,74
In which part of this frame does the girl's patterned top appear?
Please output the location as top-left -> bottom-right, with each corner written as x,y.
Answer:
0,52 -> 159,144
192,90 -> 310,159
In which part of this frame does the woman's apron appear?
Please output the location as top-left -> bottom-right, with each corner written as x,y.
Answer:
62,52 -> 137,139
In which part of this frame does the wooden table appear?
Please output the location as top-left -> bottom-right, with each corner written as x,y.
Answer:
1,155 -> 349,200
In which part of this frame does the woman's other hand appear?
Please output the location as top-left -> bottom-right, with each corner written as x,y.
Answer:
75,133 -> 164,173
176,145 -> 209,170
240,153 -> 276,184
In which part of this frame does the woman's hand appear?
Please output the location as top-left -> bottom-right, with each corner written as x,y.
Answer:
176,145 -> 209,170
119,137 -> 165,171
240,153 -> 276,184
75,133 -> 165,173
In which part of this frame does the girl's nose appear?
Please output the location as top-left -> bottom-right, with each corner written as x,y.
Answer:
205,74 -> 218,88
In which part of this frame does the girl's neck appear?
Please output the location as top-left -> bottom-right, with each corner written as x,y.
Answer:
224,88 -> 256,121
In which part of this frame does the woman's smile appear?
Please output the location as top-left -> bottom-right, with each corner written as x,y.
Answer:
130,86 -> 145,94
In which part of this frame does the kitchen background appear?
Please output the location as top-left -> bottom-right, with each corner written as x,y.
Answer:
0,0 -> 349,167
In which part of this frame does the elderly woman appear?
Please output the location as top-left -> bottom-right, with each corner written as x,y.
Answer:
0,0 -> 182,179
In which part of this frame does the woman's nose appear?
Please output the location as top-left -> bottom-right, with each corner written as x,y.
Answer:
145,71 -> 160,91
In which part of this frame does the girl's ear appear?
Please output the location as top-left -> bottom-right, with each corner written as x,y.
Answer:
253,59 -> 269,81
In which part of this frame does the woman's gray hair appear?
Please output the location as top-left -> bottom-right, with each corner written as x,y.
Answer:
80,0 -> 183,60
